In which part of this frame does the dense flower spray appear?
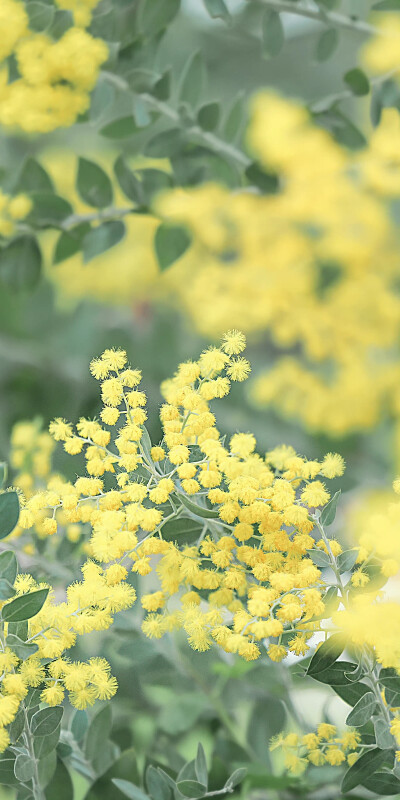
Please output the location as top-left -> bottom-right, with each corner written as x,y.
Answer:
0,0 -> 108,132
3,332 -> 400,793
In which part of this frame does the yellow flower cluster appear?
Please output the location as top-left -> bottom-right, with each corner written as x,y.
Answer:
155,95 -> 400,438
334,601 -> 400,673
18,333 -> 346,664
362,14 -> 400,77
0,560 -> 134,752
0,190 -> 31,237
271,725 -> 362,776
0,0 -> 108,133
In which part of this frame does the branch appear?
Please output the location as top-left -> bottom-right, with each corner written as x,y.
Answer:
248,0 -> 377,36
101,72 -> 251,168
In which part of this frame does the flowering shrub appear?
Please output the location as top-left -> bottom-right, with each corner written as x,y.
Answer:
2,2 -> 400,799
0,334 -> 398,797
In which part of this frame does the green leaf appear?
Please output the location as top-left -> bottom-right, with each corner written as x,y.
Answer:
145,128 -> 184,158
344,68 -> 370,96
126,67 -> 156,92
77,158 -> 113,208
346,692 -> 377,726
53,223 -> 91,265
31,707 -> 63,737
342,749 -> 390,793
114,157 -> 143,205
49,8 -> 74,39
373,0 -> 400,8
146,765 -> 171,800
247,698 -> 286,761
320,490 -> 341,526
197,102 -> 220,132
315,28 -> 339,61
155,223 -> 191,271
203,0 -> 230,20
161,517 -> 203,545
0,236 -> 42,291
85,705 -> 112,763
362,772 -> 400,795
176,780 -> 206,798
379,668 -> 400,692
307,634 -> 344,676
337,549 -> 358,572
0,492 -> 19,539
9,710 -> 24,744
333,681 -> 372,707
16,157 -> 54,193
0,464 -> 6,489
26,2 -> 54,31
312,660 -> 358,686
2,588 -> 49,622
225,768 -> 247,790
84,747 -> 140,800
245,162 -> 278,193
0,580 -> 15,601
374,717 -> 395,750
139,169 -> 173,201
6,634 -> 38,660
223,92 -> 245,142
28,192 -> 73,227
195,744 -> 208,787
177,493 -> 219,519
37,749 -> 57,788
0,750 -> 18,786
90,81 -> 115,122
70,709 -> 88,743
177,759 -> 197,784
133,96 -> 152,128
371,87 -> 383,127
0,551 -> 17,584
45,758 -> 73,800
152,69 -> 172,100
315,109 -> 366,150
8,621 -> 28,641
33,726 -> 61,758
156,769 -> 176,792
100,117 -> 138,140
83,220 -> 126,263
262,10 -> 284,58
180,51 -> 205,108
139,0 -> 180,36
112,779 -> 150,800
307,549 -> 331,568
14,754 -> 35,783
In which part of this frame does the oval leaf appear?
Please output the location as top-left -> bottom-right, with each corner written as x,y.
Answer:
0,492 -> 19,539
155,223 -> 191,271
0,236 -> 42,291
176,780 -> 206,799
307,634 -> 345,676
342,748 -> 391,793
112,779 -> 150,800
2,587 -> 49,622
77,158 -> 113,208
320,490 -> 341,526
346,691 -> 377,726
31,706 -> 63,737
0,551 -> 17,584
262,9 -> 284,58
83,220 -> 126,263
100,117 -> 138,140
